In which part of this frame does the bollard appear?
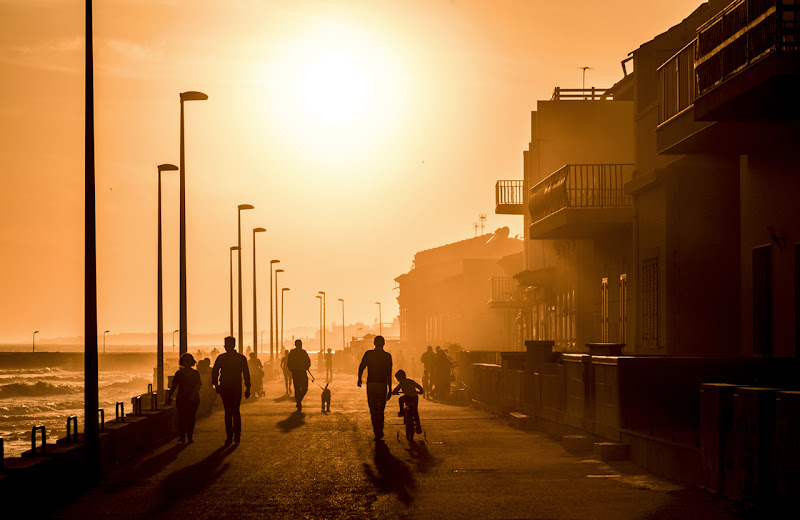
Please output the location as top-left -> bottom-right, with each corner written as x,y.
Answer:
115,401 -> 125,423
150,392 -> 158,411
98,408 -> 105,431
1,435 -> 4,470
131,395 -> 142,415
66,415 -> 78,442
147,383 -> 153,394
31,425 -> 46,455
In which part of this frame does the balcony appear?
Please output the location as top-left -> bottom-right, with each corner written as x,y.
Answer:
488,277 -> 523,308
528,164 -> 633,239
694,0 -> 800,120
495,180 -> 525,215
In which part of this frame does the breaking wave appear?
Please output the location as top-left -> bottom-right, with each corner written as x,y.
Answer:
0,381 -> 81,398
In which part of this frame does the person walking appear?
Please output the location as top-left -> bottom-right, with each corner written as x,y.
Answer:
212,336 -> 251,444
280,349 -> 292,396
357,335 -> 392,441
287,339 -> 313,411
166,353 -> 202,443
248,352 -> 264,397
325,348 -> 334,381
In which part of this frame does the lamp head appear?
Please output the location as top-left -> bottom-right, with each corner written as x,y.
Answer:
318,291 -> 325,295
338,298 -> 344,302
253,227 -> 266,233
158,163 -> 178,172
276,269 -> 284,273
34,330 -> 39,333
270,259 -> 280,264
230,246 -> 240,251
238,204 -> 254,211
104,330 -> 110,333
283,288 -> 290,292
180,91 -> 208,102
375,301 -> 381,305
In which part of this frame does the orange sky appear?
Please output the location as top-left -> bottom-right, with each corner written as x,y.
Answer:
0,0 -> 706,343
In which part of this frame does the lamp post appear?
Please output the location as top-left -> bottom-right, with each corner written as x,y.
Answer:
260,330 -> 265,354
179,90 -> 208,357
269,260 -> 280,361
315,295 -> 323,352
236,204 -> 254,354
103,330 -> 109,354
229,246 -> 239,336
172,329 -> 178,352
375,301 -> 382,336
281,288 -> 290,350
252,227 -> 266,355
338,298 -> 345,350
157,163 -> 178,397
274,268 -> 284,352
318,291 -> 326,351
32,330 -> 39,353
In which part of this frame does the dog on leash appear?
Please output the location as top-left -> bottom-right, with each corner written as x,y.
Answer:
321,383 -> 331,412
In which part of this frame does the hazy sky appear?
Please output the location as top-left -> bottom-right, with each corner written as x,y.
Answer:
0,0 -> 704,343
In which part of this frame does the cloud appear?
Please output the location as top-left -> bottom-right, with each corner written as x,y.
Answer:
106,39 -> 165,62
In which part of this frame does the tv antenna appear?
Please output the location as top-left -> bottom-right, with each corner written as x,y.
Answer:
578,66 -> 593,98
479,214 -> 486,235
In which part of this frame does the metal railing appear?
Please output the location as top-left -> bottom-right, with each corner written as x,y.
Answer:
551,87 -> 614,101
696,0 -> 799,95
489,277 -> 519,304
495,180 -> 524,206
658,39 -> 698,124
529,164 -> 633,224
31,425 -> 46,455
66,416 -> 78,442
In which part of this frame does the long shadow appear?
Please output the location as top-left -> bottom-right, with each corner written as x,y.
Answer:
406,440 -> 440,474
363,441 -> 416,506
275,411 -> 305,433
155,444 -> 238,512
273,395 -> 293,403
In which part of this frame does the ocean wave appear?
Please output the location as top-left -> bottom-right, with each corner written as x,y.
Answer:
0,367 -> 61,376
0,381 -> 81,398
100,376 -> 151,392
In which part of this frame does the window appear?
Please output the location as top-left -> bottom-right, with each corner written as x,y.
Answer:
619,274 -> 628,345
642,258 -> 658,347
601,278 -> 609,342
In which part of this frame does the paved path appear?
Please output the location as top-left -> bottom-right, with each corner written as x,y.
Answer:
50,373 -> 749,519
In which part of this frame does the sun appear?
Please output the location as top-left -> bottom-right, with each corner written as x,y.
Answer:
296,51 -> 374,127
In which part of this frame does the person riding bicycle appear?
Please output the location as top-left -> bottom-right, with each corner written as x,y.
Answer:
391,369 -> 423,434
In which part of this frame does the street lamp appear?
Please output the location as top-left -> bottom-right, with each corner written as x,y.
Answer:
229,246 -> 240,336
236,204 -> 254,354
375,302 -> 382,336
103,330 -> 110,354
269,259 -> 280,361
260,330 -> 265,354
274,268 -> 284,352
318,291 -> 326,351
157,163 -> 178,397
252,227 -> 266,356
172,329 -> 178,352
179,90 -> 208,357
338,298 -> 345,350
32,330 -> 39,353
281,288 -> 290,350
315,295 -> 323,352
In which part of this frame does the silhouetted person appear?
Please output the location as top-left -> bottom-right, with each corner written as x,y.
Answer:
280,349 -> 292,396
422,369 -> 431,399
249,352 -> 264,397
325,348 -> 334,380
420,346 -> 435,374
357,335 -> 392,441
433,346 -> 453,398
166,353 -> 202,443
197,357 -> 216,416
392,369 -> 423,434
288,339 -> 313,410
212,336 -> 251,444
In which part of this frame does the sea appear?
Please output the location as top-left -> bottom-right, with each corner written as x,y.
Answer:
0,344 -> 184,459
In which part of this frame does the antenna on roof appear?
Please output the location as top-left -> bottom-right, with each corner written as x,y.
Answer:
578,66 -> 593,99
473,222 -> 478,237
479,214 -> 486,235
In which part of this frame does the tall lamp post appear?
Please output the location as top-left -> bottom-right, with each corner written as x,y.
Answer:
229,246 -> 239,336
172,329 -> 178,352
32,330 -> 39,353
375,301 -> 382,336
315,295 -> 323,352
318,291 -> 326,352
179,90 -> 208,357
338,298 -> 345,350
269,259 -> 280,361
281,288 -> 290,350
252,227 -> 266,355
274,268 -> 284,352
103,330 -> 110,354
236,204 -> 255,353
156,163 -> 178,397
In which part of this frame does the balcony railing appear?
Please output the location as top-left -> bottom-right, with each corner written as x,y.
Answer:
696,0 -> 800,95
489,277 -> 520,305
496,180 -> 524,205
658,39 -> 698,125
551,87 -> 614,101
529,164 -> 634,224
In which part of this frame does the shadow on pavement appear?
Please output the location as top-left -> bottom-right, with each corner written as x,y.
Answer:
363,440 -> 415,506
406,441 -> 439,474
155,444 -> 238,512
273,395 -> 293,403
276,411 -> 305,433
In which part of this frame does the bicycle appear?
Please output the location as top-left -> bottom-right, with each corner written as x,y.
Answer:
396,397 -> 425,443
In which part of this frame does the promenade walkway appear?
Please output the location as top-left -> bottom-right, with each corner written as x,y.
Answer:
49,374 -> 749,520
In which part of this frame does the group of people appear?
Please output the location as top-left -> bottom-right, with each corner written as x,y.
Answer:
420,345 -> 455,399
166,335 -> 425,444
